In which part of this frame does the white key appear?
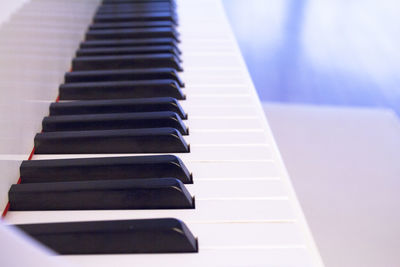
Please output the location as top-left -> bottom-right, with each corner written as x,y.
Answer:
67,248 -> 315,267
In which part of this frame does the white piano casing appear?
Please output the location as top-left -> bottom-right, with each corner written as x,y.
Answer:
0,0 -> 325,266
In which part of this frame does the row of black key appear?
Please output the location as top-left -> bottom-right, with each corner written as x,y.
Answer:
85,28 -> 180,41
64,68 -> 185,87
80,37 -> 179,48
59,79 -> 185,100
10,0 -> 198,255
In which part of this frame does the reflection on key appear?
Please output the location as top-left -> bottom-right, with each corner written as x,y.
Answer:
93,12 -> 177,24
89,21 -> 175,30
42,111 -> 188,134
16,218 -> 198,254
98,4 -> 173,15
49,97 -> 187,119
9,178 -> 194,210
72,54 -> 182,71
59,80 -> 185,100
20,155 -> 193,184
80,37 -> 179,49
34,128 -> 190,154
76,45 -> 180,57
64,68 -> 184,86
86,28 -> 179,41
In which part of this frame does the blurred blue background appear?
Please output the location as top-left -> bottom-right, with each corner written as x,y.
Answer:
222,0 -> 400,115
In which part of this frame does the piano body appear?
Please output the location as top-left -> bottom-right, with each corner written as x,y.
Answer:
0,0 -> 324,266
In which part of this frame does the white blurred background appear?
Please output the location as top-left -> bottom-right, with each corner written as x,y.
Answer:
222,1 -> 400,267
223,0 -> 400,113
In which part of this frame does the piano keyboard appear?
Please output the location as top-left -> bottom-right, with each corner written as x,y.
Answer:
1,0 -> 324,266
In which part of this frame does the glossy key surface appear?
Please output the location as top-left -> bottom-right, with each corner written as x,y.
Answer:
89,22 -> 174,30
64,68 -> 183,86
49,98 -> 187,119
80,38 -> 179,49
93,12 -> 177,24
42,111 -> 188,134
20,155 -> 192,184
72,54 -> 182,71
16,218 -> 198,254
9,178 -> 194,210
59,79 -> 185,100
34,128 -> 190,154
85,28 -> 179,41
76,45 -> 180,57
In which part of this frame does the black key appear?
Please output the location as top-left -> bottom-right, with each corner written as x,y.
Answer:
95,7 -> 176,13
80,37 -> 178,49
76,45 -> 180,57
89,21 -> 174,30
103,0 -> 175,3
9,178 -> 194,210
16,218 -> 198,254
93,12 -> 177,24
42,111 -> 188,135
34,128 -> 190,154
100,1 -> 174,6
95,10 -> 177,18
101,1 -> 175,7
65,68 -> 184,87
102,1 -> 175,7
85,28 -> 179,41
97,8 -> 173,16
59,79 -> 185,100
49,97 -> 187,119
103,1 -> 174,4
72,54 -> 182,71
20,155 -> 192,184
97,4 -> 175,12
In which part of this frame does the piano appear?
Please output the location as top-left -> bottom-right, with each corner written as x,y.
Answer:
0,0 -> 324,266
